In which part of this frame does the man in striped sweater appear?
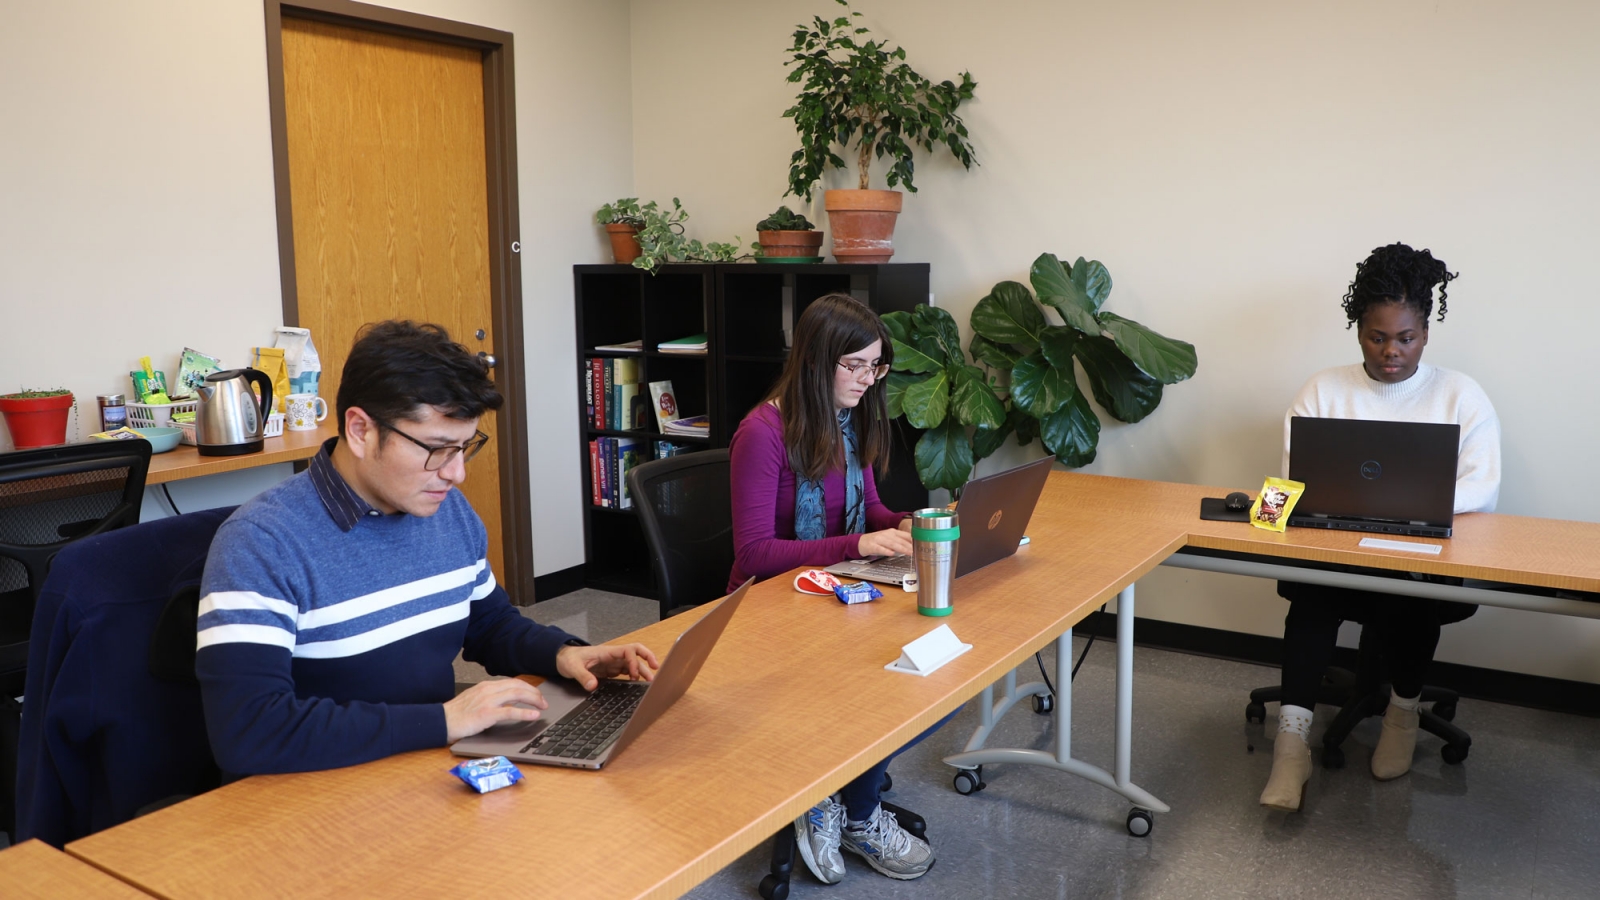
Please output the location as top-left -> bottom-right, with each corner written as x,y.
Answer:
197,321 -> 657,776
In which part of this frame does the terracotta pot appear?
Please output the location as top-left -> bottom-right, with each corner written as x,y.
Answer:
604,223 -> 642,264
0,392 -> 74,449
824,189 -> 903,264
756,229 -> 825,258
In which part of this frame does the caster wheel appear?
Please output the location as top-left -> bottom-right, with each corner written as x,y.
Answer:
1032,693 -> 1054,715
758,874 -> 789,900
880,772 -> 893,793
953,767 -> 986,796
1322,745 -> 1345,770
1126,807 -> 1153,837
1433,701 -> 1457,722
1441,743 -> 1470,765
1245,702 -> 1266,724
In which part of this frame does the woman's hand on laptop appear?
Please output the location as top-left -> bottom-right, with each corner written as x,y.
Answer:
557,643 -> 661,691
443,677 -> 549,742
858,527 -> 913,558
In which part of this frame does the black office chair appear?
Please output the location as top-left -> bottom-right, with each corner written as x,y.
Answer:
0,440 -> 151,841
1246,591 -> 1475,769
626,450 -> 736,621
626,448 -> 926,899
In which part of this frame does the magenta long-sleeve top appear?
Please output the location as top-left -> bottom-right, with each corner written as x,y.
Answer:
727,403 -> 906,592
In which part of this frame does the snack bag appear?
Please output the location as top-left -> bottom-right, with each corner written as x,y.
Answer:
173,348 -> 223,399
131,357 -> 171,405
274,327 -> 322,396
251,347 -> 291,413
449,756 -> 523,794
1249,476 -> 1305,533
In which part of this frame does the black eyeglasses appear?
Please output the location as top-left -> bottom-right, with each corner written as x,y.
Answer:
376,420 -> 490,471
837,359 -> 890,381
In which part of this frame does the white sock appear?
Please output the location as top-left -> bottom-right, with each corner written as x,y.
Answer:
1277,704 -> 1314,741
1390,690 -> 1420,712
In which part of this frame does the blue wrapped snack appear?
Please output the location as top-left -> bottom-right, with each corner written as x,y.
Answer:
450,756 -> 524,794
832,580 -> 883,605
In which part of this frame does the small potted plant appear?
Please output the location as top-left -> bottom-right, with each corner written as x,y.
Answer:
596,198 -> 647,264
783,0 -> 978,263
753,206 -> 823,261
0,388 -> 76,449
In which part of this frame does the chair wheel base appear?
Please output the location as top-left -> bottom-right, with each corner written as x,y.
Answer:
953,766 -> 986,796
1127,807 -> 1154,837
1245,702 -> 1266,724
1441,742 -> 1470,765
758,874 -> 789,900
1032,693 -> 1054,715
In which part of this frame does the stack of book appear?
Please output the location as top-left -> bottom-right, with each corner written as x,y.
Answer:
585,356 -> 650,431
662,415 -> 709,437
657,333 -> 707,354
588,436 -> 644,508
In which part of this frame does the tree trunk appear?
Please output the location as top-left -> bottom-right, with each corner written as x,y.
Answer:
857,137 -> 873,191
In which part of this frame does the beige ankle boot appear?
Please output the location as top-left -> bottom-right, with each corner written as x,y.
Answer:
1259,731 -> 1312,811
1371,703 -> 1420,780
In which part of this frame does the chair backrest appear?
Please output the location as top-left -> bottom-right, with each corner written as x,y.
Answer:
0,440 -> 151,689
626,450 -> 733,619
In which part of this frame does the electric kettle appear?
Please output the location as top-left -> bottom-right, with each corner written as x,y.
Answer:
196,368 -> 274,456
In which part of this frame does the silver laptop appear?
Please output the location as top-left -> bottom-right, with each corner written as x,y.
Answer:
1287,416 -> 1458,538
450,578 -> 751,770
826,455 -> 1054,586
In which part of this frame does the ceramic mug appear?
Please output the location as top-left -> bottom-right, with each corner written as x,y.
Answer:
286,393 -> 328,431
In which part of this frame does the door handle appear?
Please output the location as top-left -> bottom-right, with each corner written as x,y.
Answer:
478,352 -> 497,369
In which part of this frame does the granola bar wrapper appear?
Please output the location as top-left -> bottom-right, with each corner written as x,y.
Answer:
450,756 -> 524,794
1249,477 -> 1305,533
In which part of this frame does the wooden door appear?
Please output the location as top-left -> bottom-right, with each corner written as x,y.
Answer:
280,18 -> 505,580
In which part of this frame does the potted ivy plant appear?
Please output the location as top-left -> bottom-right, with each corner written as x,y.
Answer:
0,388 -> 76,449
753,206 -> 823,261
885,253 -> 1198,490
596,198 -> 646,264
783,0 -> 977,263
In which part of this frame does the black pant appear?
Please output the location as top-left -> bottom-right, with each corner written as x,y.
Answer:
1277,581 -> 1473,710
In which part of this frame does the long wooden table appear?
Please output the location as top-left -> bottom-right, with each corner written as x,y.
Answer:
145,422 -> 335,485
62,472 -> 1600,898
0,839 -> 151,899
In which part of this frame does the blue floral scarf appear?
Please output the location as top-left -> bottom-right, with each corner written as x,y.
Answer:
794,409 -> 864,541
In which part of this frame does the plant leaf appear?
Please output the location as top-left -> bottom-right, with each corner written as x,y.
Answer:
900,368 -> 950,428
1038,326 -> 1081,371
1071,257 -> 1113,310
1098,312 -> 1198,384
968,334 -> 1018,370
914,420 -> 974,491
912,304 -> 963,363
1039,390 -> 1101,468
951,365 -> 1005,429
1073,335 -> 1164,423
1009,350 -> 1078,418
891,335 -> 941,374
971,281 -> 1047,345
1031,253 -> 1100,334
970,414 -> 1014,462
881,310 -> 913,346
885,371 -> 919,419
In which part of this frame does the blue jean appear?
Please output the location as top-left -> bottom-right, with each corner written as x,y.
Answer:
837,709 -> 960,822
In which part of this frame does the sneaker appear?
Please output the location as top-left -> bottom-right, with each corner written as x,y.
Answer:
841,805 -> 935,880
794,795 -> 846,884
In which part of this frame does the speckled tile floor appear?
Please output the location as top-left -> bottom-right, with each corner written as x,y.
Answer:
464,591 -> 1600,899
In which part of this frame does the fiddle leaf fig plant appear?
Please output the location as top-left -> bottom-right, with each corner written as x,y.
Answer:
968,253 -> 1197,468
881,305 -> 1004,491
783,0 -> 978,201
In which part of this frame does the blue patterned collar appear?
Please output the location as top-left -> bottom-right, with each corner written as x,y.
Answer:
307,437 -> 383,532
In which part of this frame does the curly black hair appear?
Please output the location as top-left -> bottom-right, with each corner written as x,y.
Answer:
1340,243 -> 1457,329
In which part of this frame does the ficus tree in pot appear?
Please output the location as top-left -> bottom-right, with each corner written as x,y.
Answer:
783,0 -> 977,263
886,254 -> 1198,490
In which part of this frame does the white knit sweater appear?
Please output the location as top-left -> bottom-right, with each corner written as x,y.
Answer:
1282,363 -> 1501,514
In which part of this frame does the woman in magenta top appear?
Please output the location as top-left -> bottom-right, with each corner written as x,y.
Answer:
728,293 -> 939,885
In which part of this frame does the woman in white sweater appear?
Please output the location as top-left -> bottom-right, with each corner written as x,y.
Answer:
1259,243 -> 1501,812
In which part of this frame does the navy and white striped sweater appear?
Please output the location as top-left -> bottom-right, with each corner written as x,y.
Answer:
197,445 -> 577,775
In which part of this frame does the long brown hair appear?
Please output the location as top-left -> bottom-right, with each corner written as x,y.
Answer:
765,293 -> 895,481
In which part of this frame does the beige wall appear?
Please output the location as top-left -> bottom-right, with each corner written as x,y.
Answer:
629,0 -> 1600,683
0,0 -> 633,582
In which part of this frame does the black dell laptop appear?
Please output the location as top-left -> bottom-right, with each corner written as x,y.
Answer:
1287,416 -> 1459,538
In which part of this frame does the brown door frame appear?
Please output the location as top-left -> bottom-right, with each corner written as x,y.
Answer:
263,0 -> 537,603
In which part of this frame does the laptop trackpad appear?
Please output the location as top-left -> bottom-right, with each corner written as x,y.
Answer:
474,677 -> 591,739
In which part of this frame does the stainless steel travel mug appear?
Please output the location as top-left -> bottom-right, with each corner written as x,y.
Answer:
912,508 -> 960,616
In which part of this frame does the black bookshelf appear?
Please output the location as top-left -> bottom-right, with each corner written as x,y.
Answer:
574,262 -> 931,600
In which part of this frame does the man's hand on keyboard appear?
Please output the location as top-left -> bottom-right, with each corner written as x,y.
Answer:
443,677 -> 549,742
556,643 -> 661,691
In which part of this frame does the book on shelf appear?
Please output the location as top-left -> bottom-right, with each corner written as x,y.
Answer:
588,436 -> 644,508
588,439 -> 602,506
611,358 -> 642,430
648,380 -> 678,431
657,333 -> 708,353
589,358 -> 605,428
615,437 -> 643,509
654,440 -> 696,458
594,339 -> 643,353
586,357 -> 647,431
662,414 -> 709,436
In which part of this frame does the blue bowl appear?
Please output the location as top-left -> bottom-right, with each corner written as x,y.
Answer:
134,427 -> 184,454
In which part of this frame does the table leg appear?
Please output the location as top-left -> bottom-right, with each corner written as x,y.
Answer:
944,584 -> 1169,818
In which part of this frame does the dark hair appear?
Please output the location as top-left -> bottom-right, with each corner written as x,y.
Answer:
1341,243 -> 1457,329
336,320 -> 502,437
765,294 -> 895,481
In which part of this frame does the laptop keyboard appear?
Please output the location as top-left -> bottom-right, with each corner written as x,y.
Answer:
862,555 -> 915,577
520,680 -> 648,760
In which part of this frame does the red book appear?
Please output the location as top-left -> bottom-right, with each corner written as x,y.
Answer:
591,358 -> 606,429
588,439 -> 601,506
